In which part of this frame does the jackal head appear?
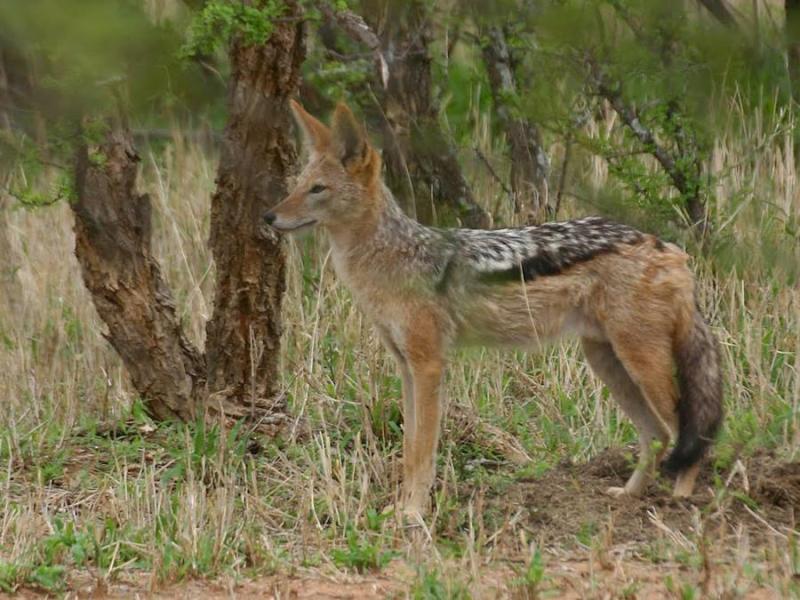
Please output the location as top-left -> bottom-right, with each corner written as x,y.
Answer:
264,101 -> 381,234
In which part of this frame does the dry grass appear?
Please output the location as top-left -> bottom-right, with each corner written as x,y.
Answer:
0,95 -> 798,597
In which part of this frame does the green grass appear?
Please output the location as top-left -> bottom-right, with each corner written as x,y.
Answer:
0,86 -> 798,597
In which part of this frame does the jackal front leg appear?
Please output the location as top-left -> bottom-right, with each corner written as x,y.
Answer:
376,328 -> 416,500
402,358 -> 444,518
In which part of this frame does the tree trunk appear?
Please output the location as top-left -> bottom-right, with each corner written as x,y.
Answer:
0,49 -> 21,314
696,0 -> 738,28
0,192 -> 19,315
355,0 -> 490,227
0,48 -> 12,130
73,127 -> 205,421
481,25 -> 549,223
71,6 -> 305,428
203,4 -> 305,424
787,0 -> 800,107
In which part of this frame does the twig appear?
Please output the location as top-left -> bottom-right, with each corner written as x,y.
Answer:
1,188 -> 63,208
473,146 -> 512,198
553,135 -> 572,219
741,504 -> 788,540
588,64 -> 687,194
317,2 -> 389,88
586,57 -> 707,233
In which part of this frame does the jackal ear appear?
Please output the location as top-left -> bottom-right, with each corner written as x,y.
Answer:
290,99 -> 330,152
331,102 -> 370,168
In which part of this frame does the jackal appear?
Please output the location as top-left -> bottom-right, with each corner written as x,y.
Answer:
265,101 -> 723,518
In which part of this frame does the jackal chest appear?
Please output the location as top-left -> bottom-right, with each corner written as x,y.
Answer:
331,255 -> 396,315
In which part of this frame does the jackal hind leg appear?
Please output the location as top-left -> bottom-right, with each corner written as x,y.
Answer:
673,462 -> 702,498
582,339 -> 672,497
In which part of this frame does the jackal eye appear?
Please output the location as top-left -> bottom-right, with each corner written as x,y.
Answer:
309,184 -> 327,194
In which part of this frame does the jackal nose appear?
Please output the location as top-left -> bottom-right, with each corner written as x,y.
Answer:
263,211 -> 276,226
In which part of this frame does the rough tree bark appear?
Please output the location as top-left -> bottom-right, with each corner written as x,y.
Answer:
73,127 -> 205,421
786,0 -> 800,106
372,0 -> 489,227
481,25 -> 549,223
71,5 -> 305,427
0,47 -> 22,314
204,7 -> 305,422
323,1 -> 490,227
0,48 -> 12,130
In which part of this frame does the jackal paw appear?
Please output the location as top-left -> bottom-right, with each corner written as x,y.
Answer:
606,483 -> 645,498
381,501 -> 426,528
605,486 -> 629,498
400,508 -> 426,529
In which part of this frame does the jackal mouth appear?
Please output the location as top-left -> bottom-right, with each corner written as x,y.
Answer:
271,219 -> 317,233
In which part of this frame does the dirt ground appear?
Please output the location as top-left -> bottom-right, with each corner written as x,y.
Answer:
504,448 -> 799,548
5,449 -> 798,599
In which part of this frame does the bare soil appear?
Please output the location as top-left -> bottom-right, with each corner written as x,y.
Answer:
497,447 -> 799,549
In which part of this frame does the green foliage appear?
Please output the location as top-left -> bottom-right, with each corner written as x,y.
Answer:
0,0 -> 223,188
330,521 -> 395,573
412,567 -> 471,600
0,518 -> 149,593
458,0 -> 795,228
664,574 -> 700,600
181,0 -> 287,59
437,58 -> 492,147
41,519 -> 98,568
302,57 -> 373,107
160,418 -> 253,486
1,0 -> 214,121
512,547 -> 546,597
0,563 -> 21,594
27,565 -> 65,593
0,130 -> 76,208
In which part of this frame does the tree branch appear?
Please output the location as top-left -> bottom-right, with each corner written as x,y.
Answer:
480,24 -> 549,222
696,0 -> 739,29
586,59 -> 707,233
319,0 -> 490,228
317,3 -> 389,88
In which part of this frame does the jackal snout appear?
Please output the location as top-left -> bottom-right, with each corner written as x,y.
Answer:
265,99 -> 381,235
263,191 -> 318,232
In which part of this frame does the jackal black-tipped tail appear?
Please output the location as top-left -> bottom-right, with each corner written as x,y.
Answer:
662,307 -> 723,475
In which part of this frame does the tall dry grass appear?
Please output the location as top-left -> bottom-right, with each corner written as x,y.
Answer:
0,94 -> 797,595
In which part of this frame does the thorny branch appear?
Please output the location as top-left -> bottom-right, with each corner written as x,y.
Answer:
586,58 -> 707,235
474,146 -> 512,197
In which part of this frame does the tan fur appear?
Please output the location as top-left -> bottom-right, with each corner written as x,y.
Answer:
268,102 -> 719,518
